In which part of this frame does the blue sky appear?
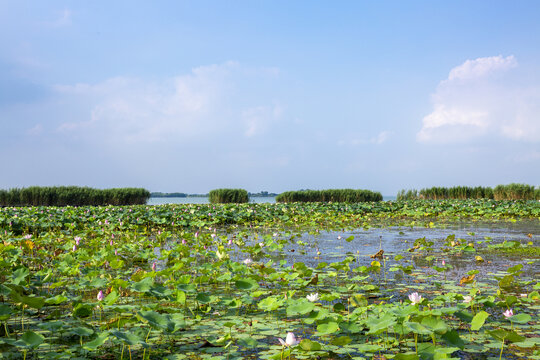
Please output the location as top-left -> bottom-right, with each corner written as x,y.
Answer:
1,1 -> 539,195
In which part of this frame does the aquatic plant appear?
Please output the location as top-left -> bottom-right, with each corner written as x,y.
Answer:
208,188 -> 249,203
276,189 -> 383,203
0,186 -> 150,206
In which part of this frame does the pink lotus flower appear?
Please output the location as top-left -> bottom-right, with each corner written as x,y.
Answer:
115,249 -> 118,256
503,309 -> 513,318
75,236 -> 81,245
152,262 -> 157,271
442,260 -> 446,266
97,290 -> 104,301
72,244 -> 77,252
278,332 -> 299,347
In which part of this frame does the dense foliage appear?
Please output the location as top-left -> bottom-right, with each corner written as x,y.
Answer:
494,183 -> 538,201
0,186 -> 150,207
208,188 -> 249,204
0,200 -> 538,359
276,189 -> 383,203
397,184 -> 539,201
1,199 -> 538,235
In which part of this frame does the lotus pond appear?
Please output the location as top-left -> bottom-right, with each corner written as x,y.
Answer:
0,200 -> 538,359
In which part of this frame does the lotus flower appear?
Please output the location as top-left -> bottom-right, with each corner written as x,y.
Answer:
72,244 -> 77,252
75,236 -> 81,245
97,290 -> 104,301
152,262 -> 157,272
441,260 -> 446,266
278,332 -> 299,347
408,292 -> 423,305
503,309 -> 513,318
243,258 -> 253,265
462,295 -> 472,303
306,293 -> 320,302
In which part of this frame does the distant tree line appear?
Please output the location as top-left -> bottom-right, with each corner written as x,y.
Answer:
0,186 -> 150,206
396,184 -> 539,201
276,189 -> 383,203
150,192 -> 188,198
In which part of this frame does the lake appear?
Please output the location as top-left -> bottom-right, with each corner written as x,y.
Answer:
147,195 -> 397,205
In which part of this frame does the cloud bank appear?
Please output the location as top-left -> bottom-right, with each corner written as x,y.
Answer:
418,55 -> 540,143
53,62 -> 282,145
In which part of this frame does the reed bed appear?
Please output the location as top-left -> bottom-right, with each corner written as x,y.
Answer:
493,183 -> 538,200
397,184 -> 539,200
208,188 -> 249,203
0,186 -> 150,206
275,189 -> 382,203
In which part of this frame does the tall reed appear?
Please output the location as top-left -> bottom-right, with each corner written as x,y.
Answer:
275,189 -> 382,203
208,189 -> 249,203
0,186 -> 150,206
396,184 -> 538,200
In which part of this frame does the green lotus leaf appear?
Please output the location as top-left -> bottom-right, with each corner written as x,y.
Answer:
316,321 -> 339,335
470,311 -> 489,331
286,299 -> 314,316
299,338 -> 322,351
235,278 -> 259,290
21,330 -> 45,348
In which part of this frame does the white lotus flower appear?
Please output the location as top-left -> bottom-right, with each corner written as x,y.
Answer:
306,293 -> 320,302
408,292 -> 423,305
462,295 -> 472,303
243,258 -> 253,265
278,332 -> 299,347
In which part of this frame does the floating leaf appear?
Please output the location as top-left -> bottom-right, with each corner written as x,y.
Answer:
316,321 -> 339,335
235,278 -> 259,290
512,313 -> 532,324
287,299 -> 315,316
299,338 -> 322,351
331,336 -> 352,346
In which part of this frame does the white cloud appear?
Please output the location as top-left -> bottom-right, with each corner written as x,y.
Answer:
447,55 -> 517,81
418,55 -> 540,143
55,62 -> 279,144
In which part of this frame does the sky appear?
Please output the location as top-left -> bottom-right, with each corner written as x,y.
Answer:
1,1 -> 539,195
